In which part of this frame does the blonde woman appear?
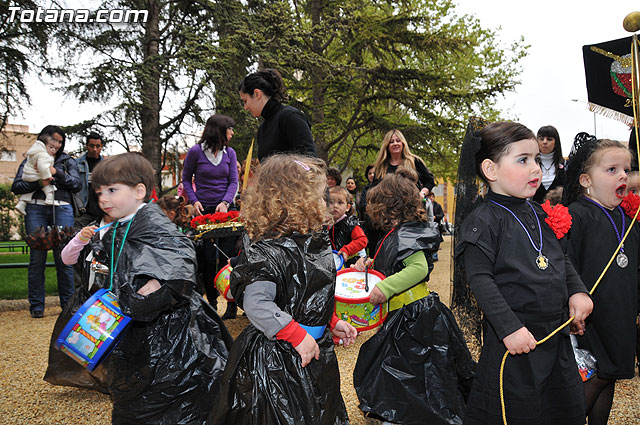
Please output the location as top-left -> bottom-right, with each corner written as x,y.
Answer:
372,129 -> 435,196
360,129 -> 435,251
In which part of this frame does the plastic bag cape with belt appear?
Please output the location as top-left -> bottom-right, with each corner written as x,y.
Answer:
209,231 -> 349,425
65,203 -> 232,425
354,221 -> 476,425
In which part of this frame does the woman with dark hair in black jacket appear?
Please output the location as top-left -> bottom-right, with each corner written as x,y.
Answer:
533,125 -> 566,203
11,125 -> 82,318
238,68 -> 317,161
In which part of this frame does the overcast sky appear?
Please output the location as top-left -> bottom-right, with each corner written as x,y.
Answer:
13,1 -> 640,155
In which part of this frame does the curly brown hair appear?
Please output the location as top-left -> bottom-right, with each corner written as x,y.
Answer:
366,172 -> 427,230
240,154 -> 328,240
156,195 -> 192,228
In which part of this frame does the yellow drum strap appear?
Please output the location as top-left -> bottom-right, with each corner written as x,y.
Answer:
388,281 -> 430,312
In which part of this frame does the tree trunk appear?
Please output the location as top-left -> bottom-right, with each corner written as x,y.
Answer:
140,0 -> 162,189
310,0 -> 327,163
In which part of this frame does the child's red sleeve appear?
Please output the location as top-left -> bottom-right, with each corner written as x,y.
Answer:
339,225 -> 368,257
276,319 -> 307,347
329,313 -> 340,330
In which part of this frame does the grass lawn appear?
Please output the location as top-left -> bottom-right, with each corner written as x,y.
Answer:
0,243 -> 59,299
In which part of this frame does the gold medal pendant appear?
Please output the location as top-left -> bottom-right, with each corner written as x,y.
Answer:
616,252 -> 629,268
536,254 -> 549,270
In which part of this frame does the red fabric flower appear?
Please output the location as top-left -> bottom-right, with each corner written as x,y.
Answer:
190,210 -> 240,228
541,200 -> 572,239
620,192 -> 640,221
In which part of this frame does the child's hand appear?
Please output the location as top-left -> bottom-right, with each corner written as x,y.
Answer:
339,250 -> 348,262
331,319 -> 357,347
368,286 -> 387,305
351,256 -> 372,272
50,166 -> 57,175
502,327 -> 537,355
294,333 -> 320,367
137,279 -> 161,296
78,225 -> 98,243
568,292 -> 593,335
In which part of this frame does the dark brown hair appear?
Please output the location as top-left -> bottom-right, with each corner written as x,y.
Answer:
156,195 -> 192,228
366,172 -> 427,230
476,122 -> 536,183
199,114 -> 234,152
92,153 -> 156,201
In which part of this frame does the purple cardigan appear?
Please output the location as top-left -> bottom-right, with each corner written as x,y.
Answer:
181,144 -> 238,207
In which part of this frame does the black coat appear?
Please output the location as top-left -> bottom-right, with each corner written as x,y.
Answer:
257,98 -> 317,161
11,152 -> 81,204
532,162 -> 566,203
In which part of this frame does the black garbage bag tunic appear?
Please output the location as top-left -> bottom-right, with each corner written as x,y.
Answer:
353,221 -> 475,425
75,203 -> 232,425
208,231 -> 349,425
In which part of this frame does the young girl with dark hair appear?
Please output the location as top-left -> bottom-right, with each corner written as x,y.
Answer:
532,125 -> 566,203
456,121 -> 592,425
238,68 -> 317,160
563,135 -> 640,425
352,172 -> 473,425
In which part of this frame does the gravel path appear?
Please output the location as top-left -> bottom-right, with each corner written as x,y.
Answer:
0,236 -> 638,424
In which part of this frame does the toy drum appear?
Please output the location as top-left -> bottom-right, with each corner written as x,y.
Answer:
214,264 -> 235,302
56,289 -> 131,371
334,269 -> 388,332
332,250 -> 344,271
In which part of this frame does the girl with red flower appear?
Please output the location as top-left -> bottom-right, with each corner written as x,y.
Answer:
563,136 -> 640,425
456,122 -> 592,425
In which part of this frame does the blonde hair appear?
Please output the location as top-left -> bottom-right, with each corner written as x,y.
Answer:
240,154 -> 328,240
329,186 -> 353,204
373,129 -> 425,180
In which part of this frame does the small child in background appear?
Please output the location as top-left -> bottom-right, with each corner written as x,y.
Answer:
156,195 -> 193,231
543,186 -> 563,206
563,136 -> 639,425
210,154 -> 356,425
328,186 -> 368,267
88,153 -> 231,424
327,166 -> 342,187
15,134 -> 60,214
352,172 -> 474,425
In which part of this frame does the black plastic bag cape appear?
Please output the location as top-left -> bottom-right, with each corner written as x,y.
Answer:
44,218 -> 110,393
353,293 -> 476,425
209,231 -> 349,425
48,204 -> 232,425
372,221 -> 440,277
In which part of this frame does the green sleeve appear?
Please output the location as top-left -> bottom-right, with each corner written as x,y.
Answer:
376,250 -> 429,300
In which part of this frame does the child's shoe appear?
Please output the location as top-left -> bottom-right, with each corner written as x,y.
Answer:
15,201 -> 26,215
44,185 -> 56,205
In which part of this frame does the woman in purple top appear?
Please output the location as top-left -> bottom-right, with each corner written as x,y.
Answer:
182,114 -> 239,310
